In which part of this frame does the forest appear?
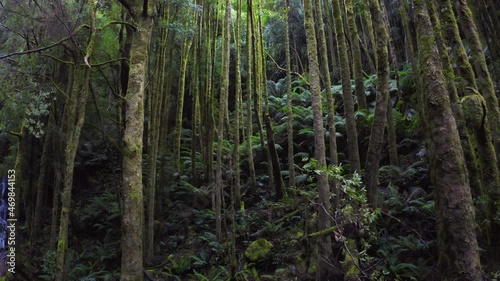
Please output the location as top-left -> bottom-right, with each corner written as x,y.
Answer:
0,0 -> 499,280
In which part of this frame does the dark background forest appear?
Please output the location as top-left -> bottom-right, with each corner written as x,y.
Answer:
0,0 -> 499,280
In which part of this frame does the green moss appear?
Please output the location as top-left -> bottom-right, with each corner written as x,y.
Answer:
461,95 -> 485,130
245,238 -> 273,261
130,186 -> 141,201
343,239 -> 361,281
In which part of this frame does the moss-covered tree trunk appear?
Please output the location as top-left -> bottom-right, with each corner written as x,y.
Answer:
192,14 -> 201,188
324,0 -> 339,73
345,0 -> 368,110
332,0 -> 361,173
255,2 -> 284,199
361,0 -> 377,73
119,1 -> 155,280
438,0 -> 500,266
313,0 -> 339,209
173,39 -> 192,173
303,0 -> 337,278
246,0 -> 257,191
157,31 -> 176,219
216,0 -> 231,241
145,14 -> 169,263
398,0 -> 417,73
284,0 -> 295,188
454,0 -> 500,164
249,0 -> 265,156
365,0 -> 389,208
438,0 -> 485,194
200,2 -> 216,187
233,0 -> 243,210
426,0 -> 483,198
55,64 -> 91,281
379,1 -> 399,168
415,1 -> 482,279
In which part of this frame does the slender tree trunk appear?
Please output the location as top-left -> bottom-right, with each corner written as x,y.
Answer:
379,0 -> 399,167
249,0 -> 265,154
345,0 -> 368,109
55,65 -> 91,281
173,39 -> 193,173
454,0 -> 500,163
145,18 -> 168,264
216,0 -> 231,241
362,1 -> 377,72
324,0 -> 339,75
192,26 -> 200,187
284,0 -> 295,188
246,0 -> 257,191
365,0 -> 390,208
120,1 -> 155,280
233,0 -> 243,210
255,2 -> 284,199
314,0 -> 339,209
332,0 -> 361,173
304,0 -> 336,278
415,1 -> 482,279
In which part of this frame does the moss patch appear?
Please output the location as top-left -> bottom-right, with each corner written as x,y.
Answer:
245,238 -> 273,261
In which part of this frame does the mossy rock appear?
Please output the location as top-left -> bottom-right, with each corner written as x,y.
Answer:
245,238 -> 273,261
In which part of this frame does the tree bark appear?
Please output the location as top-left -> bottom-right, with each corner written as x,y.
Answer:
215,0 -> 231,241
246,0 -> 257,191
55,65 -> 91,281
314,0 -> 339,209
454,0 -> 500,164
233,0 -> 243,210
284,0 -> 295,188
303,0 -> 336,278
120,1 -> 155,280
415,1 -> 482,279
332,0 -> 361,173
365,0 -> 390,208
345,0 -> 368,109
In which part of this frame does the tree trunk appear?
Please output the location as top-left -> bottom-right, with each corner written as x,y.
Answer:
145,17 -> 168,264
284,0 -> 295,188
55,65 -> 91,281
454,0 -> 500,164
255,2 -> 284,199
120,1 -> 155,279
426,0 -> 483,205
365,0 -> 390,208
173,39 -> 192,173
303,0 -> 336,278
415,1 -> 482,279
345,0 -> 368,109
233,0 -> 243,210
246,0 -> 257,191
332,0 -> 361,173
216,0 -> 231,241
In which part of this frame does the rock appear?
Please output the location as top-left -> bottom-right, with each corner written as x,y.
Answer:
245,238 -> 273,261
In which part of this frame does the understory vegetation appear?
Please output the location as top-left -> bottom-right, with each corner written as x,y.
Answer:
1,0 -> 499,280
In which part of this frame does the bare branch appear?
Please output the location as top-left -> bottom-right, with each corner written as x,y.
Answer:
85,57 -> 129,67
0,24 -> 89,60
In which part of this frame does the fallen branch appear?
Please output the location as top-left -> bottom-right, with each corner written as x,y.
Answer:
308,225 -> 336,238
249,209 -> 301,237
